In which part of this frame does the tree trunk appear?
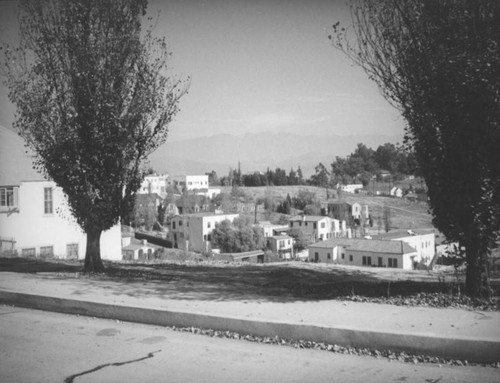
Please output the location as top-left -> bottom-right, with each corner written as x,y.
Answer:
464,239 -> 491,298
84,228 -> 105,273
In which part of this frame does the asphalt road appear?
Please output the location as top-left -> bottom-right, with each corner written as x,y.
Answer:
1,305 -> 498,383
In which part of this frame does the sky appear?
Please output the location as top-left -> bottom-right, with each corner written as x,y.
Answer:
0,0 -> 405,142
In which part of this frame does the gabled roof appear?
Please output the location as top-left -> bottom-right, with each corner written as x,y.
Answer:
372,230 -> 436,240
289,215 -> 328,222
269,235 -> 292,240
309,238 -> 417,255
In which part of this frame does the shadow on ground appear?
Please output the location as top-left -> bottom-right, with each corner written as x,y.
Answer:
4,257 -> 497,306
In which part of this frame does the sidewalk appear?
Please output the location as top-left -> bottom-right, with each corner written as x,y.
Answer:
0,271 -> 499,363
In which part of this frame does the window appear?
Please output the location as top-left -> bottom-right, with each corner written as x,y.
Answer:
367,256 -> 371,266
66,243 -> 78,259
207,234 -> 212,241
207,221 -> 211,229
0,187 -> 16,207
388,258 -> 398,268
341,253 -> 345,259
40,246 -> 54,258
327,253 -> 331,260
172,222 -> 176,229
179,220 -> 183,226
313,223 -> 317,229
22,248 -> 36,257
203,235 -> 207,241
362,256 -> 367,265
349,255 -> 353,262
321,222 -> 326,229
378,257 -> 383,267
44,187 -> 53,214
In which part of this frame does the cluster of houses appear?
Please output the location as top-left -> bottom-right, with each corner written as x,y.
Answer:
1,171 -> 437,270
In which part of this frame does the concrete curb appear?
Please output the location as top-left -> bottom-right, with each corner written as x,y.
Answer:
1,290 -> 499,364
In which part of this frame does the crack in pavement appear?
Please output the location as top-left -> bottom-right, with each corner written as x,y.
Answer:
64,349 -> 161,383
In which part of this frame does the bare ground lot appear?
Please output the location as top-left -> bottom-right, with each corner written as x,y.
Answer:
1,257 -> 498,310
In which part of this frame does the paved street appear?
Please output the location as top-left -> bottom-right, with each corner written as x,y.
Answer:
1,305 -> 498,383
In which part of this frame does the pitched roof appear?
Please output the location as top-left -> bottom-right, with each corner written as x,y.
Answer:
289,215 -> 328,222
269,235 -> 292,240
372,230 -> 436,240
309,238 -> 417,255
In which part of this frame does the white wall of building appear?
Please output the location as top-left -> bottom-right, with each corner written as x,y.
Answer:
137,174 -> 169,195
170,175 -> 209,191
0,181 -> 121,260
169,213 -> 239,253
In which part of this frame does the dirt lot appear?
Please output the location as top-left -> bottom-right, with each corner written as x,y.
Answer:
1,257 -> 498,308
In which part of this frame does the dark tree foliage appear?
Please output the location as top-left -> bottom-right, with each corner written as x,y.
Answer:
309,162 -> 330,187
288,227 -> 310,252
332,0 -> 500,297
2,0 -> 188,271
212,216 -> 265,253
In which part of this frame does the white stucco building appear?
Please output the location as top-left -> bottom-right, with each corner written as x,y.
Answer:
0,180 -> 121,260
169,175 -> 209,191
340,184 -> 363,193
372,230 -> 436,266
137,174 -> 169,195
288,215 -> 348,242
168,212 -> 239,253
308,238 -> 418,269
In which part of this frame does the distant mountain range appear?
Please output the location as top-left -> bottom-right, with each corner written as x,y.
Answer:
149,132 -> 403,177
0,125 -> 402,183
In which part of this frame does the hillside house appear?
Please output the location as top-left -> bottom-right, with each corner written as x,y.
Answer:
0,180 -> 121,260
390,187 -> 403,198
288,215 -> 347,242
340,184 -> 363,193
168,212 -> 239,253
121,236 -> 163,261
256,221 -> 289,237
267,235 -> 294,259
308,238 -> 418,269
169,174 -> 209,192
137,174 -> 169,196
325,202 -> 352,222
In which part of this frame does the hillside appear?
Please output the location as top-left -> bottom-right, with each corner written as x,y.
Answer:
228,185 -> 434,232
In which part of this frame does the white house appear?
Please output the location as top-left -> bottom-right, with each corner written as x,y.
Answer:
0,180 -> 121,260
340,184 -> 363,194
137,174 -> 169,196
288,215 -> 348,242
256,221 -> 289,237
168,212 -> 239,253
308,238 -> 418,269
267,235 -> 294,259
372,230 -> 436,266
390,187 -> 403,198
169,175 -> 209,191
121,235 -> 163,261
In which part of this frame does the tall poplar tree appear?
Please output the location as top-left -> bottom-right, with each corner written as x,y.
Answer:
331,0 -> 500,297
2,0 -> 188,271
